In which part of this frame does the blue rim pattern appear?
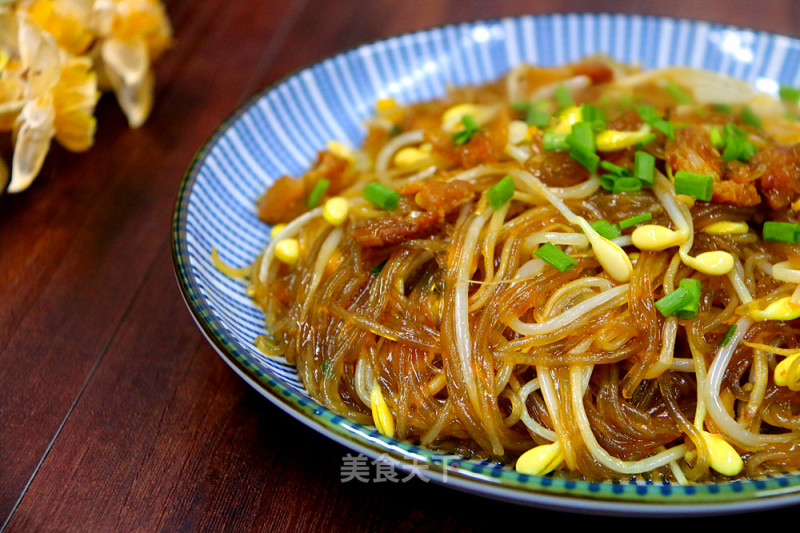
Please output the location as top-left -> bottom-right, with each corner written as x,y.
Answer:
172,13 -> 800,514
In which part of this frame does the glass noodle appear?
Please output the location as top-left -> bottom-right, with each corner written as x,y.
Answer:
244,58 -> 800,482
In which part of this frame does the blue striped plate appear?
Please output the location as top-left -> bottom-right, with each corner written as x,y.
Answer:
172,13 -> 800,515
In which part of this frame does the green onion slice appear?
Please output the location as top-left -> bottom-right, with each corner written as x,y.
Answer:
619,212 -> 653,230
535,242 -> 577,273
580,103 -> 606,130
363,181 -> 402,209
590,219 -> 622,240
675,278 -> 702,319
512,102 -> 551,127
665,81 -> 692,104
633,151 -> 655,185
567,122 -> 599,172
487,175 -> 515,210
780,85 -> 800,104
307,178 -> 330,207
762,221 -> 800,244
635,104 -> 675,139
555,83 -> 574,110
611,177 -> 642,194
452,115 -> 480,145
720,324 -> 738,347
739,105 -> 762,128
673,170 -> 713,201
655,286 -> 693,317
599,160 -> 630,177
543,131 -> 570,151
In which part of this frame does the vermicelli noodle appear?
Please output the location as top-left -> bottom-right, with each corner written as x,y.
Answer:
244,58 -> 800,482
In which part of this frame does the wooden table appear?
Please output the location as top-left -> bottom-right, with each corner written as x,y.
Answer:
2,0 -> 799,530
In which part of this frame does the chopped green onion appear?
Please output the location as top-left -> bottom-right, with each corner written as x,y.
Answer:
487,175 -> 515,210
619,212 -> 653,230
633,151 -> 655,185
535,242 -> 577,272
599,175 -> 617,191
512,102 -> 551,127
779,85 -> 800,104
307,178 -> 330,207
635,132 -> 657,148
721,135 -> 743,162
363,181 -> 402,209
452,115 -> 480,145
567,121 -> 595,153
635,104 -> 674,139
762,221 -> 800,244
651,118 -> 675,139
739,105 -> 762,128
665,81 -> 692,104
600,160 -> 630,177
591,219 -> 622,240
720,324 -> 738,347
675,278 -> 702,319
389,124 -> 403,137
580,103 -> 606,130
636,104 -> 659,123
570,148 -> 600,173
712,103 -> 732,114
543,131 -> 570,151
612,177 -> 642,194
709,127 -> 724,149
719,124 -> 756,163
555,83 -> 574,111
655,286 -> 693,317
673,170 -> 713,201
567,122 -> 599,172
740,140 -> 757,160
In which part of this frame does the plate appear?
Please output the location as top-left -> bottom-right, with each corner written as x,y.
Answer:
172,13 -> 800,515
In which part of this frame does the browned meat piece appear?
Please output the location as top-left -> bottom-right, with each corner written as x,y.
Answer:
665,126 -> 723,180
303,150 -> 356,195
400,179 -> 476,215
754,145 -> 800,210
428,118 -> 509,170
711,179 -> 761,206
352,211 -> 440,248
257,175 -> 306,225
257,151 -> 355,225
525,149 -> 589,187
716,144 -> 800,209
607,109 -> 644,132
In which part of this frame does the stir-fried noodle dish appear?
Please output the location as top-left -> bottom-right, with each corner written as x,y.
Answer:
237,58 -> 800,482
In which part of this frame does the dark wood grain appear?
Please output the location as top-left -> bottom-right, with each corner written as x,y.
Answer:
1,0 -> 799,531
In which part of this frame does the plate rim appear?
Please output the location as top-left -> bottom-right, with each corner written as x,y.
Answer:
171,11 -> 800,515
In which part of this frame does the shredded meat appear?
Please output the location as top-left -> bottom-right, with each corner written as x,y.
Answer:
525,149 -> 589,187
351,210 -> 440,248
665,126 -> 723,180
428,117 -> 509,169
711,178 -> 761,206
753,145 -> 800,210
256,176 -> 306,224
354,179 -> 476,249
400,179 -> 476,215
257,151 -> 355,224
